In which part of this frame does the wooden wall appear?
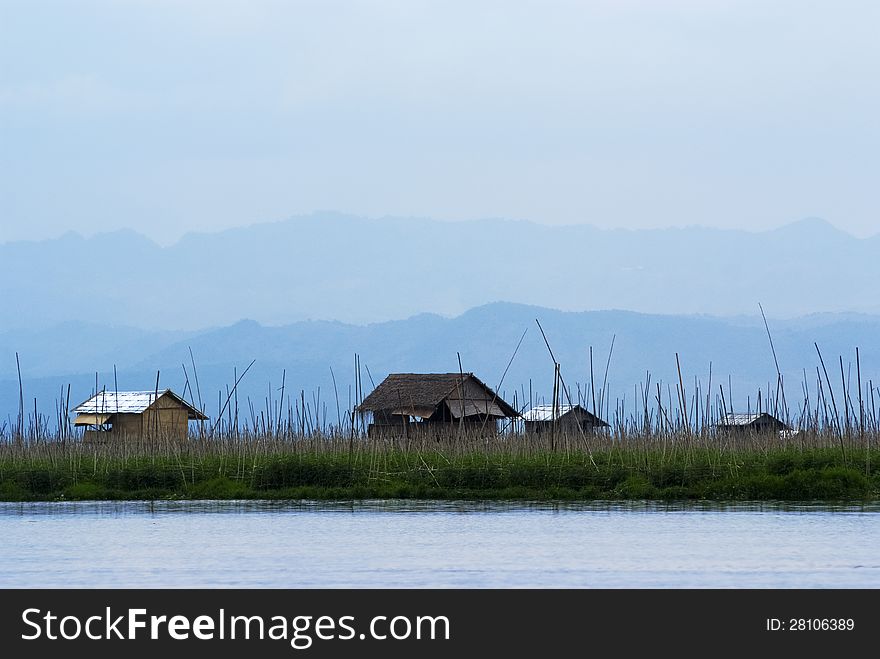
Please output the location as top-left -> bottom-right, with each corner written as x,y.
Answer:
106,394 -> 191,441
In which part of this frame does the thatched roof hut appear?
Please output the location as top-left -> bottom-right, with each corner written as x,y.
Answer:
357,373 -> 517,436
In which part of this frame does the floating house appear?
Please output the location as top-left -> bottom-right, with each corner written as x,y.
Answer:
714,412 -> 791,434
356,373 -> 518,437
72,389 -> 208,441
522,404 -> 609,434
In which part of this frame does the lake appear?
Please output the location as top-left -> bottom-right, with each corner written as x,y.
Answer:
1,501 -> 878,588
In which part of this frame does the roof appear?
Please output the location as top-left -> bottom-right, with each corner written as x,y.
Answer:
357,373 -> 518,418
716,412 -> 790,429
72,389 -> 208,420
522,404 -> 609,426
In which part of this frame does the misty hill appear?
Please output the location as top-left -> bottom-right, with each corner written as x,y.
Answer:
3,303 -> 879,428
2,213 -> 879,330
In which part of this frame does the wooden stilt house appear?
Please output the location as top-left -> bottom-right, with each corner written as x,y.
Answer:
714,412 -> 791,434
356,373 -> 518,437
522,404 -> 609,434
72,389 -> 207,441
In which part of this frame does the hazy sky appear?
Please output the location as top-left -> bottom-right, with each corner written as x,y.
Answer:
1,0 -> 878,244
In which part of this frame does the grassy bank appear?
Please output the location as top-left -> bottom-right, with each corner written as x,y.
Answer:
1,440 -> 878,501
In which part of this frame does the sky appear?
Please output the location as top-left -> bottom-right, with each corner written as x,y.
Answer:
1,0 -> 879,245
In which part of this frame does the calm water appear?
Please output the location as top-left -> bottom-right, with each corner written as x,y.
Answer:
1,500 -> 878,588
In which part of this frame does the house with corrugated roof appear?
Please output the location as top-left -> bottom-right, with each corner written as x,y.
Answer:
522,404 -> 609,435
72,389 -> 207,441
714,412 -> 791,434
356,373 -> 518,437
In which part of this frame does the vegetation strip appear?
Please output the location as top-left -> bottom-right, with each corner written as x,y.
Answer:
1,441 -> 878,501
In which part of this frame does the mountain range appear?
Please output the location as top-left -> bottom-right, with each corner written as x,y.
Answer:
2,213 -> 878,330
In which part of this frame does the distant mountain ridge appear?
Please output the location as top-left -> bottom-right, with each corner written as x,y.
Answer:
1,213 -> 878,330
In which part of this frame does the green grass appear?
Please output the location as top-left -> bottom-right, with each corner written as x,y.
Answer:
1,445 -> 878,502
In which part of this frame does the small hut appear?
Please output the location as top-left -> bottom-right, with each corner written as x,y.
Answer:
356,373 -> 518,437
714,412 -> 791,434
522,404 -> 609,435
72,389 -> 207,442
